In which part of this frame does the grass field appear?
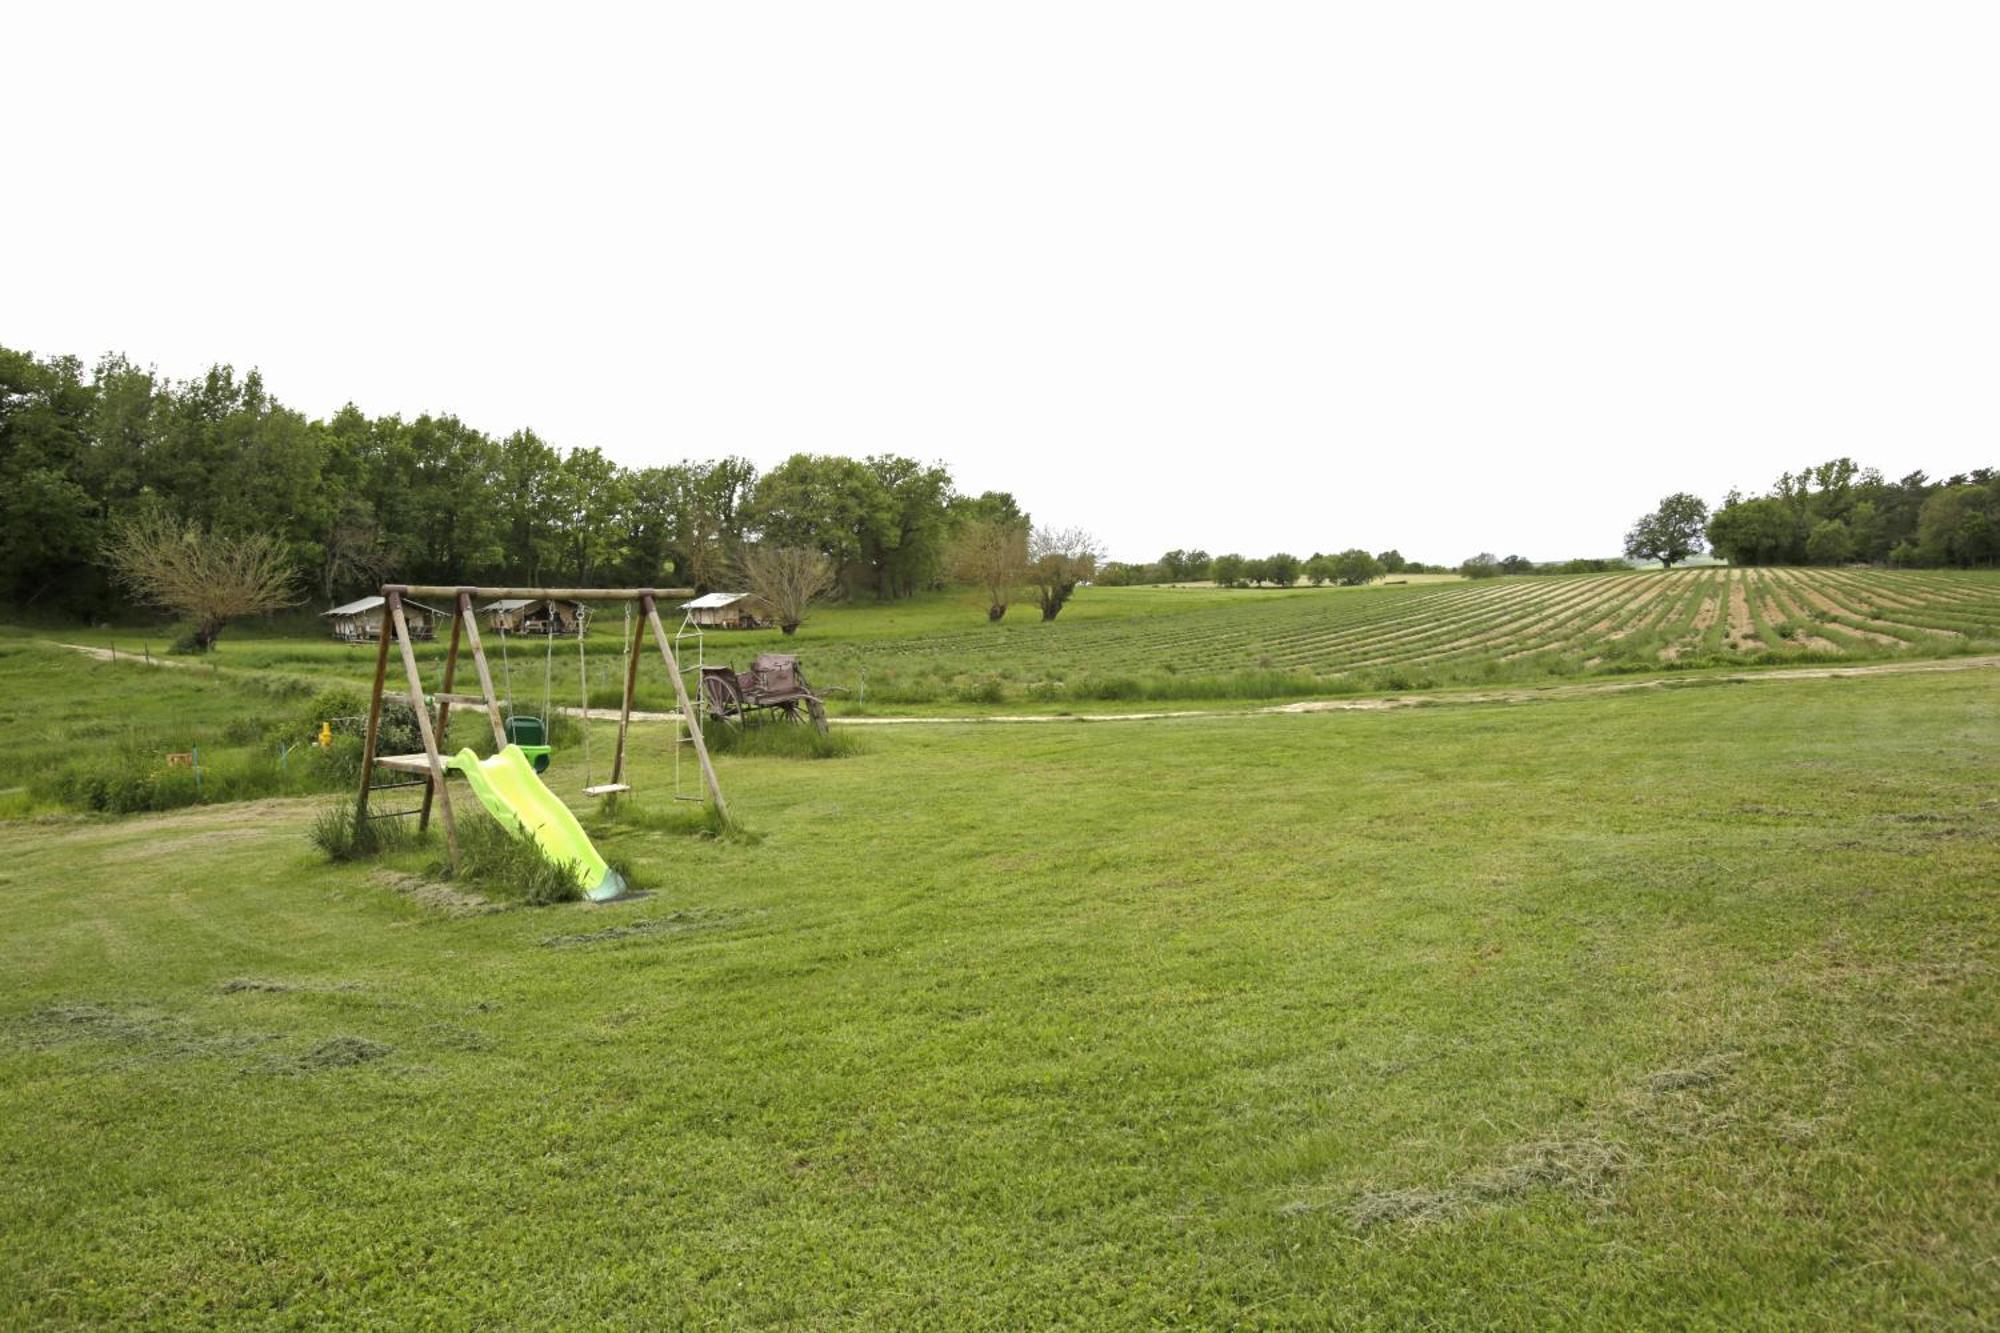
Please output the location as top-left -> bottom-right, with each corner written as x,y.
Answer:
29,567 -> 2000,713
2,657 -> 1996,1325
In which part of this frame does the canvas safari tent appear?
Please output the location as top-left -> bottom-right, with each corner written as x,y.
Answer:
679,592 -> 766,630
323,595 -> 442,642
482,597 -> 588,636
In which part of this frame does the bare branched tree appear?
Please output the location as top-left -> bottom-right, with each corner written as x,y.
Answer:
104,511 -> 300,651
948,518 -> 1031,621
738,543 -> 836,636
1027,526 -> 1104,622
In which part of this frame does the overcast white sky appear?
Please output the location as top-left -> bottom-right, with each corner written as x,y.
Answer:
6,3 -> 1996,563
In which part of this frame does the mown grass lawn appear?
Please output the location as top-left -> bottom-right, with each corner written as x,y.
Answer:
2,670 -> 1996,1326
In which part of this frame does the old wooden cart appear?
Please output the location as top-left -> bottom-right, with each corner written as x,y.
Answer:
699,653 -> 830,734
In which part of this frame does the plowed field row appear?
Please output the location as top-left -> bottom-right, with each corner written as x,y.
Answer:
841,568 -> 2000,698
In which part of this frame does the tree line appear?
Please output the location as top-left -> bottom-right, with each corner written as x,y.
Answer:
1626,459 -> 1999,569
1097,549 -> 1625,587
0,345 -> 1043,618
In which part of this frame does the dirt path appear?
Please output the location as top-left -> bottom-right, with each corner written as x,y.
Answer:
45,639 -> 2000,728
52,642 -> 190,666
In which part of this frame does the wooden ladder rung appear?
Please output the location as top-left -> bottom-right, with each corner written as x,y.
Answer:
433,691 -> 494,707
582,783 -> 631,796
374,753 -> 442,774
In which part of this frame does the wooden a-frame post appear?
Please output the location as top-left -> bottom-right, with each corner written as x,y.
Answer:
419,593 -> 466,832
388,590 -> 459,865
353,601 -> 396,827
641,592 -> 729,822
455,590 -> 509,749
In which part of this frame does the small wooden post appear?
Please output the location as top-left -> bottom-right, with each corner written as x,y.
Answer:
353,601 -> 396,824
389,591 -> 459,866
610,602 -> 645,787
456,590 -> 509,748
642,593 -> 728,822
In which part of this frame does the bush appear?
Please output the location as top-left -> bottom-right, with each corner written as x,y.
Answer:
304,686 -> 367,733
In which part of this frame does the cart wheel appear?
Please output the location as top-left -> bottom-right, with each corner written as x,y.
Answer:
779,701 -> 807,726
703,675 -> 746,726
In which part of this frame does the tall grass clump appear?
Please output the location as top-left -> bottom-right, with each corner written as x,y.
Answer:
309,800 -> 425,861
450,815 -> 587,905
590,799 -> 739,840
38,744 -> 353,815
700,721 -> 861,759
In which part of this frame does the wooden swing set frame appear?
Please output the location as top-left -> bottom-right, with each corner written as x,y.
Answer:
353,585 -> 727,872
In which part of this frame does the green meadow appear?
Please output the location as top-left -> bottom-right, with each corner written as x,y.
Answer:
26,567 -> 2000,717
2,646 -> 1995,1325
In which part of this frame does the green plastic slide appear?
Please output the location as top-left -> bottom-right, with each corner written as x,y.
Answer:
446,744 -> 626,902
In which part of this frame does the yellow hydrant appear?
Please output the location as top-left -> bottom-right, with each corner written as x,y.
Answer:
316,721 -> 333,749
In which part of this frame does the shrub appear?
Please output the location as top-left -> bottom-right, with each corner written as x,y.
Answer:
304,686 -> 367,733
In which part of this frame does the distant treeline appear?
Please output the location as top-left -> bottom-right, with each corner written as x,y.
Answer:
10,344 -> 1991,627
0,345 -> 1026,616
1096,550 -> 1626,587
1704,459 -> 1998,567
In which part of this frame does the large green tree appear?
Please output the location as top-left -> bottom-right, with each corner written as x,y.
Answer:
1706,497 -> 1802,565
1623,492 -> 1709,569
749,454 -> 894,585
1331,548 -> 1384,585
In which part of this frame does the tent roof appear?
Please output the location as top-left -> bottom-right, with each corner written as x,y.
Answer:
323,595 -> 442,617
681,592 -> 752,609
